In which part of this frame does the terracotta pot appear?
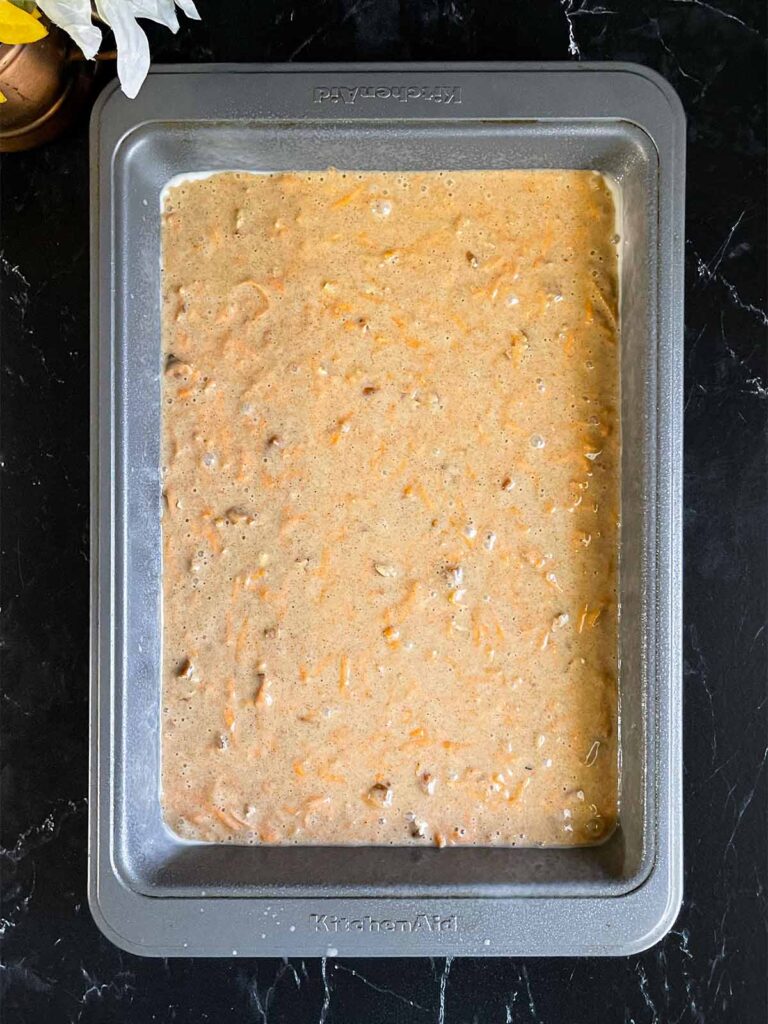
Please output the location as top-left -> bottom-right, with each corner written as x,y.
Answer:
0,24 -> 97,152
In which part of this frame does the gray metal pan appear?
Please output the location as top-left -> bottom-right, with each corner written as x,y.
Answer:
90,62 -> 685,957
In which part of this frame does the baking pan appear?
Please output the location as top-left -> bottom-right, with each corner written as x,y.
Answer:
90,63 -> 684,957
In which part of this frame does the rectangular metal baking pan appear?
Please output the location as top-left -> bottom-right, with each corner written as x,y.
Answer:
90,62 -> 684,957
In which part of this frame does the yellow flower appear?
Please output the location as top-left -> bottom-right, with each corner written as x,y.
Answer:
0,0 -> 47,44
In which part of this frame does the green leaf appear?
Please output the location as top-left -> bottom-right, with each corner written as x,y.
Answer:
7,0 -> 39,13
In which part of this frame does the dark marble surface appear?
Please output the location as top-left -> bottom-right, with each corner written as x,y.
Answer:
1,1 -> 766,1021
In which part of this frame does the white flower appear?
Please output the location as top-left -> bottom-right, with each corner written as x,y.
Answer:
43,0 -> 200,99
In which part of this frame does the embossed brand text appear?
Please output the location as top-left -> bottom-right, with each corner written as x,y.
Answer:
313,85 -> 462,105
310,913 -> 458,934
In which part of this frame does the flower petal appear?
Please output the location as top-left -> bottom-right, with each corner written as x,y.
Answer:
95,0 -> 149,100
0,0 -> 48,45
174,0 -> 200,19
125,0 -> 179,33
35,0 -> 101,59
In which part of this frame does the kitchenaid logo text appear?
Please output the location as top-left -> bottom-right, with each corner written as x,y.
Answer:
312,85 -> 462,105
310,913 -> 458,934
